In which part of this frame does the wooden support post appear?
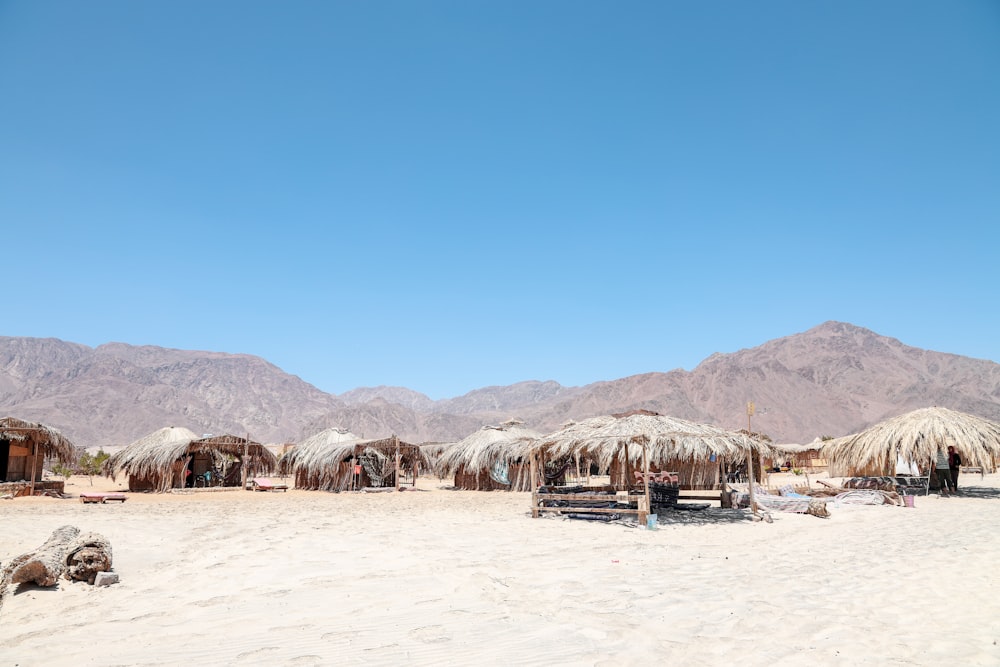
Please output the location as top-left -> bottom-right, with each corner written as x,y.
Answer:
637,494 -> 649,526
29,441 -> 38,497
394,435 -> 401,492
241,434 -> 249,491
642,441 -> 651,523
412,445 -> 418,487
746,404 -> 759,515
623,442 -> 630,489
530,451 -> 539,518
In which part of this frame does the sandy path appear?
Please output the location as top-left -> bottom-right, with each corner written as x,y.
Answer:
2,476 -> 999,666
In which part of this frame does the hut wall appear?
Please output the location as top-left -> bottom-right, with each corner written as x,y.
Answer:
451,463 -> 537,492
294,461 -> 400,492
128,475 -> 165,492
128,464 -> 183,492
672,460 -> 724,489
3,444 -> 44,482
4,453 -> 27,481
767,450 -> 827,472
453,464 -> 525,491
294,463 -> 348,491
454,466 -> 498,491
790,450 -> 827,471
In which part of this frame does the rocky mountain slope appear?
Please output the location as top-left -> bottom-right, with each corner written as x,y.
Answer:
2,322 -> 998,448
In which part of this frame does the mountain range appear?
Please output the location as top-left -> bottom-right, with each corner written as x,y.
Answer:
2,321 -> 998,448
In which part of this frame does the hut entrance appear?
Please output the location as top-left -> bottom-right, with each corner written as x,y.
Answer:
1,439 -> 9,480
359,451 -> 395,488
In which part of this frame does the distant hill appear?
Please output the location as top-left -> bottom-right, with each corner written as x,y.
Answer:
2,322 -> 998,448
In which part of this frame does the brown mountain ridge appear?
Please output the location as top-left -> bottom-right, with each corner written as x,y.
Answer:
1,321 -> 998,448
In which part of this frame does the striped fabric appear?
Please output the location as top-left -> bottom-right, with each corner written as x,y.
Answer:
834,490 -> 895,505
734,492 -> 815,514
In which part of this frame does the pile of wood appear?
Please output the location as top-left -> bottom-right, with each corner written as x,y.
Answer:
0,525 -> 114,612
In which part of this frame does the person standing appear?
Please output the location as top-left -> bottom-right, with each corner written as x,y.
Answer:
935,448 -> 954,496
948,445 -> 962,493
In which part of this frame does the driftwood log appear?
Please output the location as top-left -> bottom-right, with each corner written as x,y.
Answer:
0,525 -> 114,612
8,525 -> 80,586
65,532 -> 113,584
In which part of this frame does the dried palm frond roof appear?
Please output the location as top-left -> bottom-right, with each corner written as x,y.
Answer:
436,420 -> 541,477
188,434 -> 277,466
103,426 -> 200,478
286,432 -> 427,473
0,416 -> 77,463
537,410 -> 772,469
822,406 -> 1000,470
771,442 -> 824,454
280,427 -> 361,473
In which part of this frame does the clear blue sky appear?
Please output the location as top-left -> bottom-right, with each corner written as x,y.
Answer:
2,1 -> 998,399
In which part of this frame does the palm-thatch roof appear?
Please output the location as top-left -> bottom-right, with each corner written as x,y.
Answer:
771,442 -> 819,455
0,416 -> 77,463
103,426 -> 199,479
280,427 -> 361,475
104,429 -> 276,492
539,410 -> 773,470
286,432 -> 428,492
822,406 -> 1000,474
436,420 -> 541,480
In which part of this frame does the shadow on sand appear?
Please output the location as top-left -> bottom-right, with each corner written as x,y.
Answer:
952,484 -> 1000,500
554,507 -> 755,527
650,507 -> 754,526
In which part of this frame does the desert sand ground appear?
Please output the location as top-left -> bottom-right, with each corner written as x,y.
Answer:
2,472 -> 999,666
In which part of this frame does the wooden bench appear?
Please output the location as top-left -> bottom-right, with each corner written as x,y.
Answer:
80,493 -> 127,504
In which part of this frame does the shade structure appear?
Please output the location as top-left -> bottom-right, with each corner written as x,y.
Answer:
1,417 -> 77,487
537,410 -> 772,488
769,440 -> 829,471
436,420 -> 541,491
104,429 -> 275,492
822,406 -> 1000,476
285,430 -> 428,491
0,416 -> 77,464
103,426 -> 200,480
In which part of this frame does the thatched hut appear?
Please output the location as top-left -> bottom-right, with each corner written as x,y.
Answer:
1,417 -> 77,496
770,440 -> 829,472
280,427 -> 360,484
104,429 -> 277,492
823,406 -> 1000,479
539,410 -> 772,490
436,420 -> 541,491
284,430 -> 427,492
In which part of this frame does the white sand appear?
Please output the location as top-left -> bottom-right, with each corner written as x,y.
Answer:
3,474 -> 999,666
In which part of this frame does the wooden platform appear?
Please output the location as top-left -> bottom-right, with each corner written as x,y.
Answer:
531,489 -> 650,522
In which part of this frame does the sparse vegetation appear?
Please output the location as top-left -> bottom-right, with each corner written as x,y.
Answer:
52,462 -> 75,480
78,449 -> 110,486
